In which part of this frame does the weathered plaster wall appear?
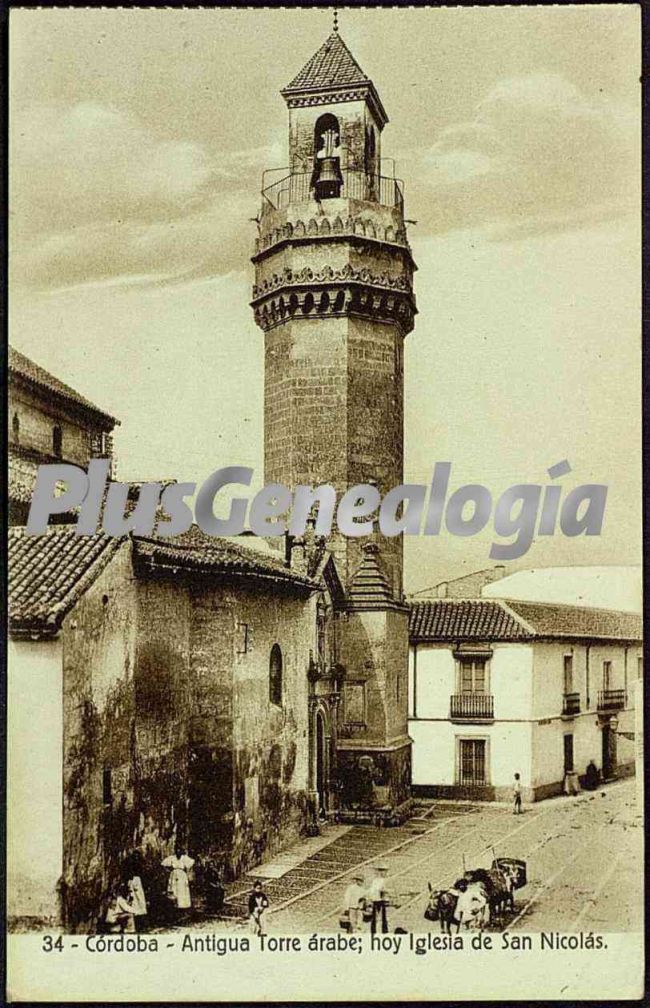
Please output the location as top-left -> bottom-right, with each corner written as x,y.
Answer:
337,607 -> 411,812
230,585 -> 315,876
61,543 -> 137,930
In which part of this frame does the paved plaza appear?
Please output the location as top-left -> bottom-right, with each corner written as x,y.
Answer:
175,777 -> 642,936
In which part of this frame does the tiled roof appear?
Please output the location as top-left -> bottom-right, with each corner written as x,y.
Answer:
409,599 -> 530,642
9,527 -> 124,635
133,527 -> 318,591
283,32 -> 369,92
9,346 -> 117,427
409,598 -> 643,643
347,543 -> 398,610
504,599 -> 643,642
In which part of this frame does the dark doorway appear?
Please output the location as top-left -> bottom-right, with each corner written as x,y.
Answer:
563,733 -> 574,773
602,722 -> 617,780
316,712 -> 327,814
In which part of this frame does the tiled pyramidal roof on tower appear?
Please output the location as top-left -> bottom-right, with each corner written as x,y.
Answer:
283,31 -> 369,91
347,542 -> 401,610
281,31 -> 388,126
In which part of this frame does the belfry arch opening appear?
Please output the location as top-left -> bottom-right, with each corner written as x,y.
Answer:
312,113 -> 343,200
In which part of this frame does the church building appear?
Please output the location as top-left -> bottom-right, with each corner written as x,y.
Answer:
8,28 -> 415,931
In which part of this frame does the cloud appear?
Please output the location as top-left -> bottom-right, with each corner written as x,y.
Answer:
413,73 -> 638,239
11,102 -> 274,289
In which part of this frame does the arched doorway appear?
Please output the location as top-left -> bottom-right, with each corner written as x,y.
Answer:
315,711 -> 328,815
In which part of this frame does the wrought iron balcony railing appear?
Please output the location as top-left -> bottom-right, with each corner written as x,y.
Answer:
597,689 -> 625,712
450,694 -> 494,721
562,692 -> 581,716
261,169 -> 404,214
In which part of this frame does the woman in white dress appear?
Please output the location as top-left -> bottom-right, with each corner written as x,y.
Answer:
162,847 -> 195,920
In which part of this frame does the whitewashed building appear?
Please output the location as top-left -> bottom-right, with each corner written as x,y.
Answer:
408,599 -> 642,801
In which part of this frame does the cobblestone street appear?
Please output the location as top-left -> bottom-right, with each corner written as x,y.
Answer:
171,777 -> 641,936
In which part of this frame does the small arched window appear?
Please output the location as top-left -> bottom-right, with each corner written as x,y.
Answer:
269,644 -> 283,707
52,424 -> 62,458
12,412 -> 19,443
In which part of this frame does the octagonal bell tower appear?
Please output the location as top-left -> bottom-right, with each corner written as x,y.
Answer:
252,30 -> 415,821
252,29 -> 417,598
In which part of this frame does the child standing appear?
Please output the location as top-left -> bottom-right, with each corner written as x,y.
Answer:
513,773 -> 522,815
248,880 -> 269,936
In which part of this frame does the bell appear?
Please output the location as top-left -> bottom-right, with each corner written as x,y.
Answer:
314,156 -> 342,200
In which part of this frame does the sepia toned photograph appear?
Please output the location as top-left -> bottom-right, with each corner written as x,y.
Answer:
6,3 -> 643,1002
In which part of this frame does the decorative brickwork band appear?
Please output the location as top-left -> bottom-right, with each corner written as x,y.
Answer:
253,213 -> 409,256
251,274 -> 416,335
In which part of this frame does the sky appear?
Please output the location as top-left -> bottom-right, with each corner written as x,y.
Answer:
9,5 -> 641,592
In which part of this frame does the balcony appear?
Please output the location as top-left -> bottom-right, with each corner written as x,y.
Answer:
260,169 -> 404,215
562,692 -> 581,716
597,689 -> 625,712
450,694 -> 494,722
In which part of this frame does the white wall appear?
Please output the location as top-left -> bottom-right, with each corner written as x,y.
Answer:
409,642 -> 533,720
7,637 -> 63,921
408,642 -> 534,789
410,718 -> 533,789
408,638 -> 640,795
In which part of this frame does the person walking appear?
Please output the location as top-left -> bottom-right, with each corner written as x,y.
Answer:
513,773 -> 523,815
162,846 -> 195,923
368,865 -> 390,934
342,874 -> 366,932
248,880 -> 269,936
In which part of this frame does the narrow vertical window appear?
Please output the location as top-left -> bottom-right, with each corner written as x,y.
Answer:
563,654 -> 573,694
12,413 -> 19,443
52,424 -> 63,458
269,643 -> 283,706
102,768 -> 112,806
602,660 -> 612,692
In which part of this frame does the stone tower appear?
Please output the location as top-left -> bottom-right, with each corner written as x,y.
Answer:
252,30 -> 415,820
251,30 -> 416,596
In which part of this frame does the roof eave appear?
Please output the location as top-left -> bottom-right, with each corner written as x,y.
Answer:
281,81 -> 388,128
10,368 -> 119,429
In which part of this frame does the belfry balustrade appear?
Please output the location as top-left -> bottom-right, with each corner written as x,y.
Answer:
260,168 -> 405,215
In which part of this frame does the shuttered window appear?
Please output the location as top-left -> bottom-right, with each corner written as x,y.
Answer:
460,659 -> 486,694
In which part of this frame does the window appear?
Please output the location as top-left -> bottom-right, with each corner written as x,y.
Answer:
459,658 -> 486,694
269,643 -> 282,706
52,424 -> 63,458
11,412 -> 19,443
563,734 -> 574,773
457,739 -> 486,786
236,622 -> 249,655
563,654 -> 573,694
102,768 -> 112,806
602,660 -> 612,691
